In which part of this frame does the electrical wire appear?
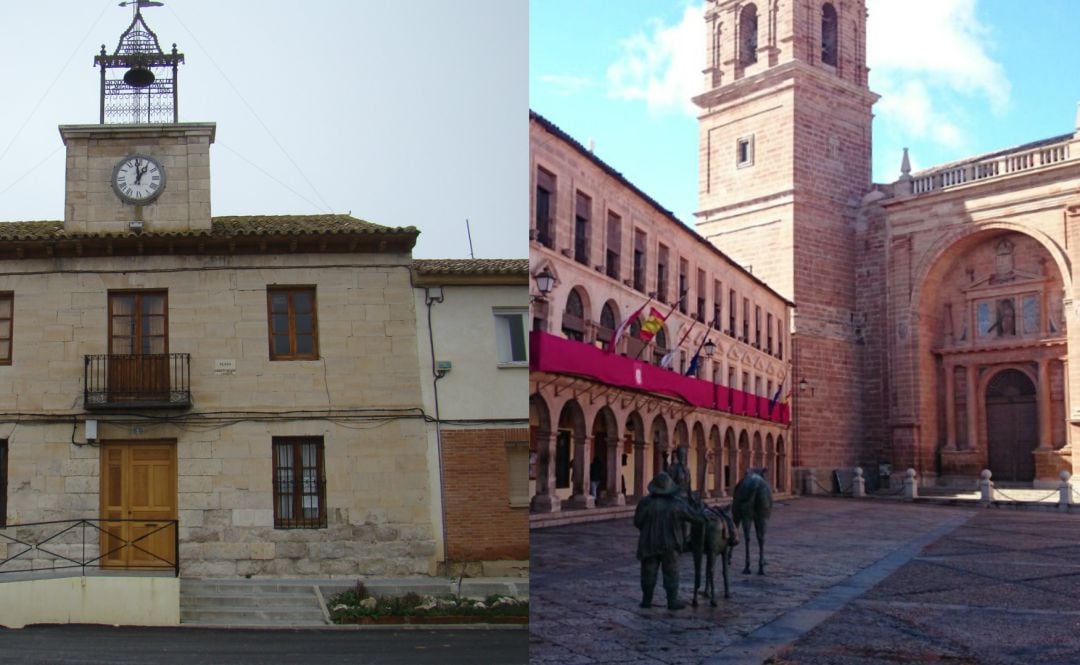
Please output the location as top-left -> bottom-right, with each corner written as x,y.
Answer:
166,5 -> 335,214
0,0 -> 114,169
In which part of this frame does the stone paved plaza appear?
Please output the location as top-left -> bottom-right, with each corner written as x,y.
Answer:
530,497 -> 1080,664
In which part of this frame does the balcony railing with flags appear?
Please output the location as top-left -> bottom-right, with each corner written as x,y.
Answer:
84,353 -> 192,410
529,331 -> 790,424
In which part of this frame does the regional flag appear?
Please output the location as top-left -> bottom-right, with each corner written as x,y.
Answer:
638,308 -> 665,342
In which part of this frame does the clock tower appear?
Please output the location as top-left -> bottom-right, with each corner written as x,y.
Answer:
693,1 -> 877,476
61,1 -> 214,235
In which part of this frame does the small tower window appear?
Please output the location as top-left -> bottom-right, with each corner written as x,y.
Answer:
739,4 -> 758,66
736,135 -> 754,168
822,3 -> 838,67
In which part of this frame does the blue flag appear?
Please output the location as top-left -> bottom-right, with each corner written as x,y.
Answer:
768,381 -> 784,413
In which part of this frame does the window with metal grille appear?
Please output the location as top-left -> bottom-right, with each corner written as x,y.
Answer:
0,439 -> 6,527
0,293 -> 12,365
267,286 -> 319,360
272,437 -> 327,529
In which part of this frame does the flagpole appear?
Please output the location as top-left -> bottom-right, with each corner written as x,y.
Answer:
632,288 -> 688,362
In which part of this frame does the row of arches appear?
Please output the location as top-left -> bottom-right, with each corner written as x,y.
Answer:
732,3 -> 837,67
530,392 -> 790,512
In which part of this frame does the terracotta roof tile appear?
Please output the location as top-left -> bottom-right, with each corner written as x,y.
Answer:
0,215 -> 415,240
412,258 -> 528,276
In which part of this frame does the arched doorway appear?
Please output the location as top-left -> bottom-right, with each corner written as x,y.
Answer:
985,369 -> 1037,482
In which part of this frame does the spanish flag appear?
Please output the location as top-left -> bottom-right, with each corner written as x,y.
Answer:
638,307 -> 666,342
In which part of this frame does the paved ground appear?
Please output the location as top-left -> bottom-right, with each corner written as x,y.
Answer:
0,625 -> 527,665
530,497 -> 1080,665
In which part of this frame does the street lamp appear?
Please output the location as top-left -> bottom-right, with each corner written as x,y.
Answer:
534,268 -> 555,300
703,338 -> 716,358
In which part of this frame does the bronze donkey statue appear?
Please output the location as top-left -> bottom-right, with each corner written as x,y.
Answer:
732,468 -> 773,575
687,492 -> 737,607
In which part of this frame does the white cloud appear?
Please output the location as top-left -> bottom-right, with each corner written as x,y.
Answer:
868,0 -> 1010,147
538,74 -> 594,97
606,4 -> 704,116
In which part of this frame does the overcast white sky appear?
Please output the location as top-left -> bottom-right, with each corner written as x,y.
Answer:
0,0 -> 526,259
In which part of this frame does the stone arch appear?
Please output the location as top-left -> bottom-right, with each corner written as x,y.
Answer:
912,224 -> 1070,478
724,426 -> 737,491
739,3 -> 758,65
597,299 -> 620,349
692,421 -> 707,494
737,429 -> 751,478
591,406 -> 620,504
765,433 -> 776,487
821,3 -> 838,66
561,286 -> 590,342
982,367 -> 1038,483
625,410 -> 646,498
556,399 -> 587,499
529,393 -> 555,510
776,435 -> 787,492
709,424 -> 723,497
650,414 -> 670,478
752,431 -> 764,470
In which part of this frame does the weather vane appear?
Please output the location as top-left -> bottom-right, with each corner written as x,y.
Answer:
96,0 -> 183,124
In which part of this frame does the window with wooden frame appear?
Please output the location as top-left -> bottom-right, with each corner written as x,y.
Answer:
272,437 -> 327,529
0,439 -> 6,527
0,293 -> 12,365
109,291 -> 167,355
267,287 -> 319,360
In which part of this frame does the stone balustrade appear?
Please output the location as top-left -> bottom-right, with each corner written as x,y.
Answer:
908,137 -> 1072,195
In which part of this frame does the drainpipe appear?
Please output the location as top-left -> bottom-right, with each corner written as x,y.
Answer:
424,287 -> 450,574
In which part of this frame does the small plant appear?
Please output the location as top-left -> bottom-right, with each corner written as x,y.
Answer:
328,587 -> 528,624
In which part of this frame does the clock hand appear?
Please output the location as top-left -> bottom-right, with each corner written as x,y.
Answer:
133,159 -> 143,185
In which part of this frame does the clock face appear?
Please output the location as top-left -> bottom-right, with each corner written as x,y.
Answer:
112,155 -> 166,204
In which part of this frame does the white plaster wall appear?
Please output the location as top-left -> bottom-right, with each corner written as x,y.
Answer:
0,576 -> 179,628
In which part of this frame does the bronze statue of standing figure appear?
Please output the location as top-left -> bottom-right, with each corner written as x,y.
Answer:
633,472 -> 704,610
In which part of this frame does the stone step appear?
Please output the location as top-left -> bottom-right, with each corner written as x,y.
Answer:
180,592 -> 319,608
180,608 -> 326,625
180,579 -> 327,626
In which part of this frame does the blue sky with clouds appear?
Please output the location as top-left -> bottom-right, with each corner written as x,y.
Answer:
531,0 -> 1080,227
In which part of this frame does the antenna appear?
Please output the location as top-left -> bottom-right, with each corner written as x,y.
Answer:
465,219 -> 475,259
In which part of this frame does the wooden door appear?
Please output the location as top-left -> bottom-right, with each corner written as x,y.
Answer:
985,370 -> 1037,483
101,442 -> 177,569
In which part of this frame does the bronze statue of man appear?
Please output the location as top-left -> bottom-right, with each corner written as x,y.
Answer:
634,471 -> 704,610
668,446 -> 691,499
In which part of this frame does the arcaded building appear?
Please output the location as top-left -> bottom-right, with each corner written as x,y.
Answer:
529,112 -> 794,516
692,0 -> 1079,488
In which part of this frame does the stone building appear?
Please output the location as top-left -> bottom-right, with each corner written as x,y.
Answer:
0,8 -> 444,591
692,0 -> 1079,488
529,111 -> 794,518
411,258 -> 529,574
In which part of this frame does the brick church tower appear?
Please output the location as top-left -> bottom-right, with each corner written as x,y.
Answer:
693,1 -> 877,480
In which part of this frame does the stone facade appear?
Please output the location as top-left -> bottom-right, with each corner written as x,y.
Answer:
61,124 -> 215,234
692,0 -> 1079,488
0,249 -> 438,577
529,113 -> 794,518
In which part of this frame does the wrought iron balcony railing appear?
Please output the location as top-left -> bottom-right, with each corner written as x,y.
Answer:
84,353 -> 192,409
0,518 -> 179,577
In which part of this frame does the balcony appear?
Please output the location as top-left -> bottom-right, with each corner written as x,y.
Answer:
530,331 -> 789,424
84,354 -> 192,410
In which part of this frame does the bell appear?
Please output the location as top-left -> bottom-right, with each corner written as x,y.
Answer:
123,66 -> 155,88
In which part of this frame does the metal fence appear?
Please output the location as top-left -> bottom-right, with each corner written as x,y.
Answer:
0,518 -> 179,577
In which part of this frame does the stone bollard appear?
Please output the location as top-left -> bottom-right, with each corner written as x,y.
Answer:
852,467 -> 865,498
979,469 -> 993,506
803,470 -> 816,496
1059,471 -> 1072,513
903,468 -> 918,501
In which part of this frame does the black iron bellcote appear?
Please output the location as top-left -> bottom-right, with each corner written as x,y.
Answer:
95,1 -> 184,124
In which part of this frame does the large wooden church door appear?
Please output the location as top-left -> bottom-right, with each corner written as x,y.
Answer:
100,442 -> 177,568
985,369 -> 1037,483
